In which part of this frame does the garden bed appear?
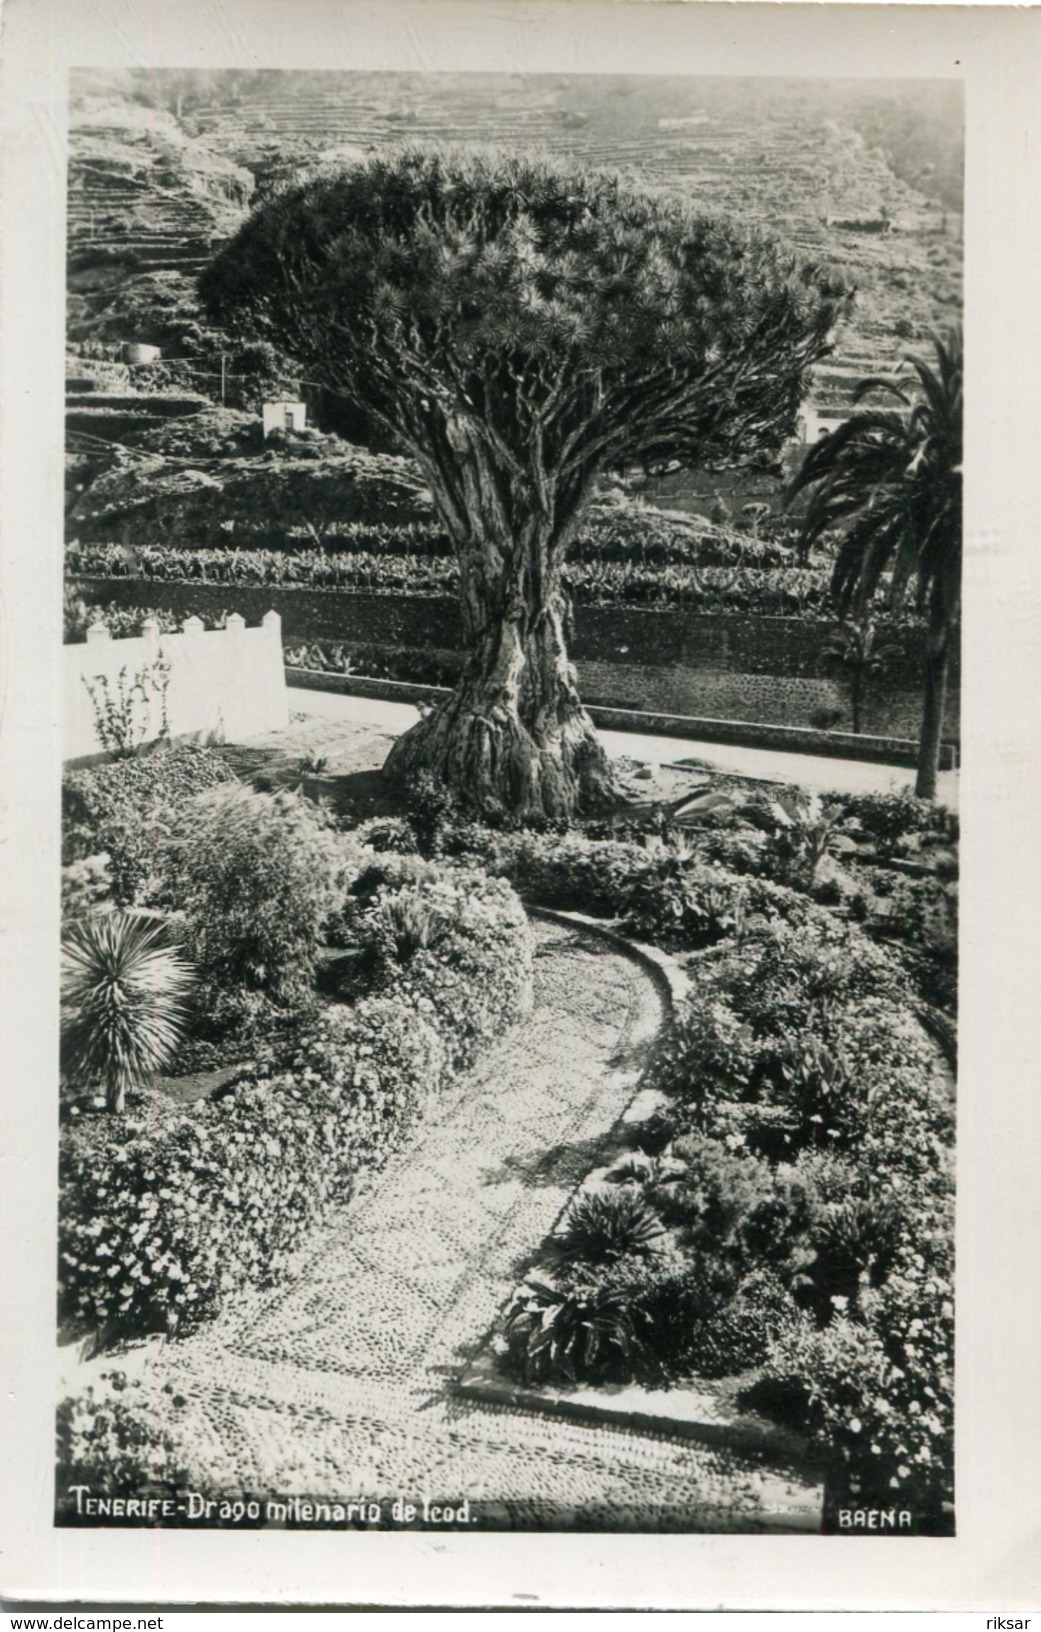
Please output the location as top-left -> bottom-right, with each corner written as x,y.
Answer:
59,750 -> 536,1349
57,733 -> 956,1527
426,791 -> 956,1531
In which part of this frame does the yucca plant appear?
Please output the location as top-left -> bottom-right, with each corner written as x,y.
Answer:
61,912 -> 194,1112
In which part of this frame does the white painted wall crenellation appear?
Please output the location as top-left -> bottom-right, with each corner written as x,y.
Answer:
64,610 -> 289,762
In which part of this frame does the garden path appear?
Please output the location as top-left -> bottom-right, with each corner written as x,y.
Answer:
138,919 -> 818,1531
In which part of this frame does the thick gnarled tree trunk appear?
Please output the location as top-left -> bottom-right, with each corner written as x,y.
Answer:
383,439 -> 620,819
383,569 -> 617,819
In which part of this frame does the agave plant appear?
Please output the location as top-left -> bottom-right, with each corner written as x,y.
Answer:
547,1189 -> 665,1271
61,912 -> 194,1112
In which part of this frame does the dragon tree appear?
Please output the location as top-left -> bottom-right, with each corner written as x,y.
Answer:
202,147 -> 847,817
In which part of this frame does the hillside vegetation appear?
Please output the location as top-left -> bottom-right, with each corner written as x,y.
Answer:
65,69 -> 961,550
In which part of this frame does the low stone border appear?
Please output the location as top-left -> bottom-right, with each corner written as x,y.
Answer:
523,903 -> 691,1012
285,667 -> 958,771
457,1349 -> 821,1500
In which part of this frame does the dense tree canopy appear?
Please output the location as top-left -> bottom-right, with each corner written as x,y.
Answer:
202,147 -> 848,815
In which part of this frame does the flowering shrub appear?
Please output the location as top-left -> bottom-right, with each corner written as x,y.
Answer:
56,1372 -> 248,1504
58,862 -> 532,1343
753,1231 -> 954,1526
57,1375 -> 196,1500
63,745 -> 236,905
360,868 -> 534,1072
59,993 -> 443,1339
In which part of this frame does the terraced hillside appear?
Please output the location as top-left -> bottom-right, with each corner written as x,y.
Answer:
193,72 -> 962,390
65,70 -> 961,535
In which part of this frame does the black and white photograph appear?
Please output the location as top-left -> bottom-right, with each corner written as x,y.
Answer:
53,58 -> 963,1537
2,0 -> 1040,1610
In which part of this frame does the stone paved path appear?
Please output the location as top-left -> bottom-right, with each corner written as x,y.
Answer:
135,920 -> 818,1530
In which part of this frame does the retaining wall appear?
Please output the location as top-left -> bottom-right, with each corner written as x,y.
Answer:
69,577 -> 961,746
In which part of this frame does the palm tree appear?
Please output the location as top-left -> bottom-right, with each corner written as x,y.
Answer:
61,912 -> 193,1112
787,330 -> 962,798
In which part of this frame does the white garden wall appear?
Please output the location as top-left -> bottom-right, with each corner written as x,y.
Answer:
64,611 -> 289,763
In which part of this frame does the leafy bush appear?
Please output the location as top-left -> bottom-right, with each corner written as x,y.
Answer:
440,825 -> 645,916
684,1269 -> 804,1378
360,867 -> 535,1072
61,912 -> 194,1113
59,862 -> 531,1343
651,994 -> 757,1124
729,915 -> 909,1032
61,856 -> 113,923
63,744 -> 237,904
440,824 -> 813,949
161,785 -> 358,1017
834,788 -> 957,854
871,875 -> 959,958
759,791 -> 843,892
674,921 -> 950,1176
652,1134 -> 816,1271
618,843 -> 747,950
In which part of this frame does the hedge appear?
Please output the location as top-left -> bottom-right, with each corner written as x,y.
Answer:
58,861 -> 534,1342
438,824 -> 815,950
63,744 -> 237,905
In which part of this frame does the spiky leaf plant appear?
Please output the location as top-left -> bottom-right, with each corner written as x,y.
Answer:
61,912 -> 193,1113
548,1189 -> 665,1271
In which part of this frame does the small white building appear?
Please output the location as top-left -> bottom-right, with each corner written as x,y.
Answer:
263,400 -> 307,438
797,404 -> 847,444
